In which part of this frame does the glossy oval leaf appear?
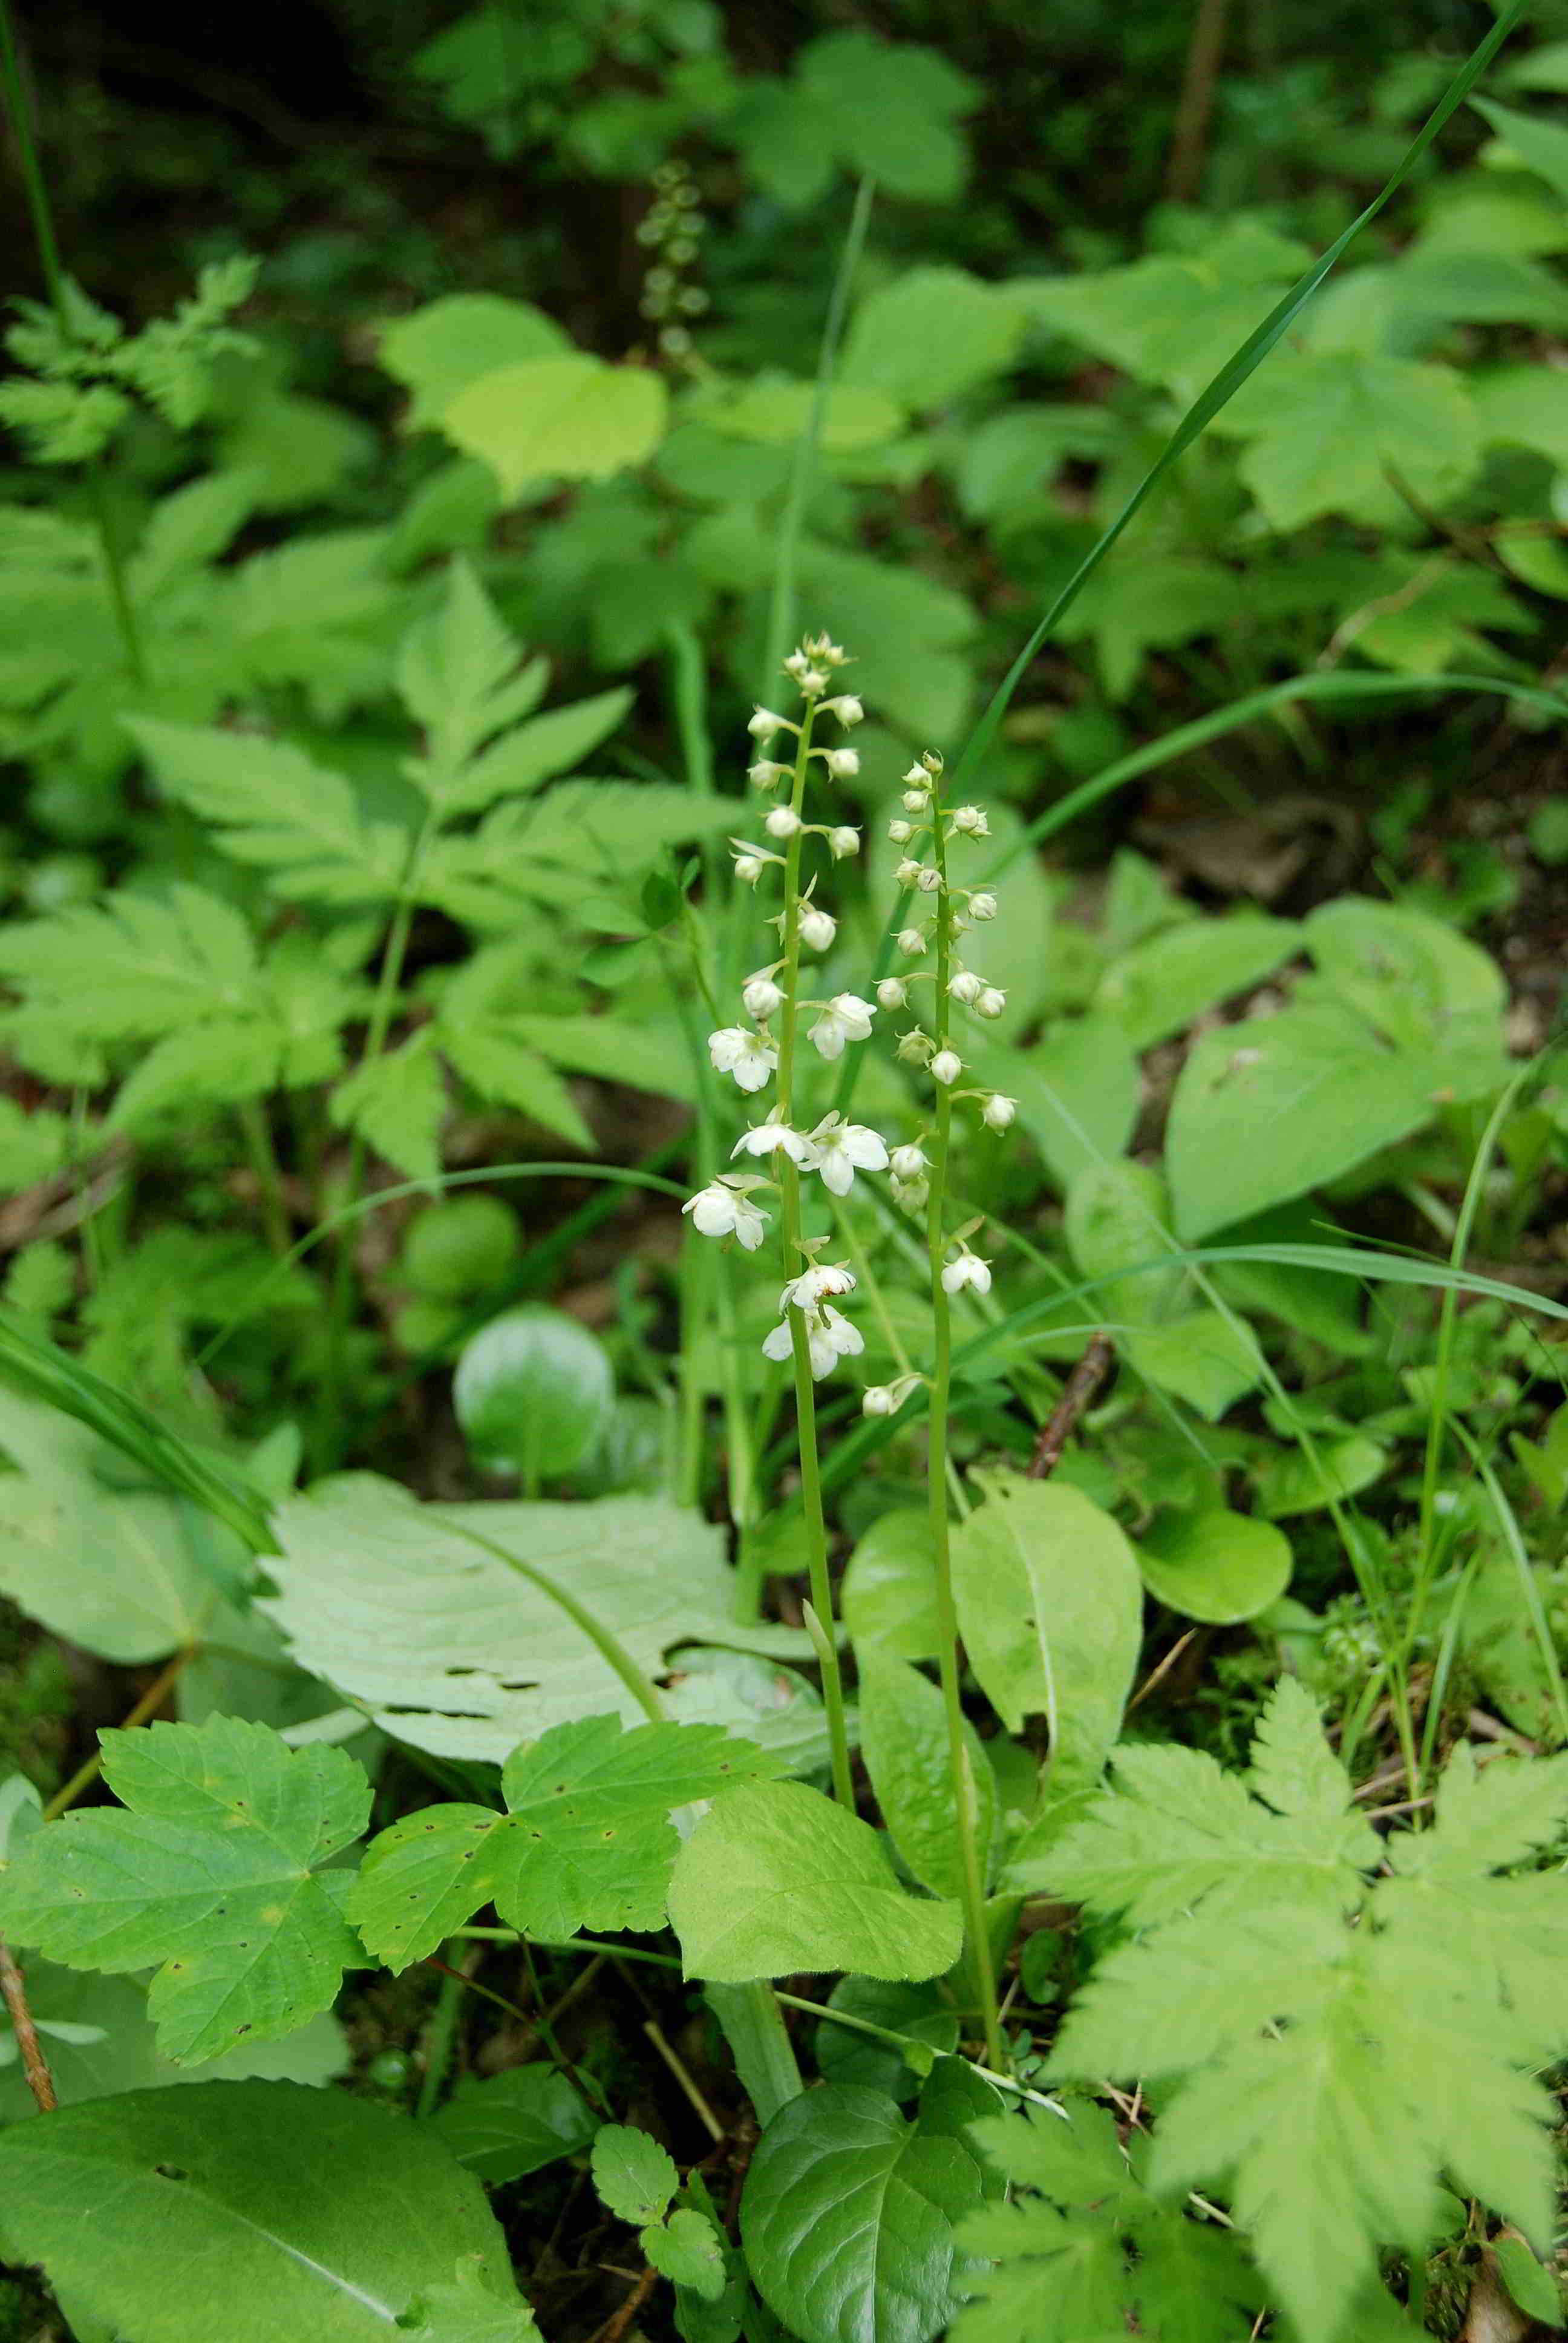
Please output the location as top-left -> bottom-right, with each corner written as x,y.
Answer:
428,2065 -> 597,2187
741,2083 -> 987,2343
453,1305 -> 615,1481
1136,1509 -> 1293,1624
858,1654 -> 994,1901
668,1780 -> 962,1985
0,2080 -> 538,2343
842,1511 -> 942,1663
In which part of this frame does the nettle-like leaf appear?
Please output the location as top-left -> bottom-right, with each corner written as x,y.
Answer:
590,2126 -> 727,2304
351,1714 -> 779,1968
952,2101 -> 1262,2343
0,1717 -> 371,2065
1045,1683 -> 1568,2341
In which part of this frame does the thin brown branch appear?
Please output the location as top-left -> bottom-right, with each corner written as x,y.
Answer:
41,1645 -> 197,1823
590,2264 -> 658,2343
1027,1334 -> 1114,1480
1165,0 -> 1236,203
0,1935 -> 56,2111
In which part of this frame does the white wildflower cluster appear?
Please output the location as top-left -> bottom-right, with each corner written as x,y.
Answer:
684,636 -> 892,1383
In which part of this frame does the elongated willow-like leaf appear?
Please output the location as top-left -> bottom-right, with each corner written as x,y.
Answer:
945,1 -> 1530,798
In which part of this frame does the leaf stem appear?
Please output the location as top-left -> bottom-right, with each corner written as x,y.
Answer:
238,1098 -> 291,1259
0,1935 -> 56,2111
774,708 -> 854,1812
926,803 -> 1006,2074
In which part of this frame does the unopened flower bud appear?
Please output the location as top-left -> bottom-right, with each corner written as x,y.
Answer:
750,707 -> 785,740
930,1047 -> 962,1086
982,1092 -> 1017,1131
892,1174 -> 929,1214
903,789 -> 930,814
823,748 -> 860,780
734,854 -> 763,884
901,765 -> 932,790
888,818 -> 913,844
895,1027 -> 933,1065
968,891 -> 998,921
890,1142 -> 927,1181
829,825 -> 860,858
950,804 -> 988,836
765,805 -> 802,839
862,1384 -> 898,1417
948,970 -> 982,1005
897,927 -> 927,957
915,865 -> 942,894
748,759 -> 788,791
877,977 -> 907,1009
799,906 -> 837,952
895,857 -> 923,887
822,694 -> 863,726
921,750 -> 944,775
976,986 -> 1007,1020
742,972 -> 783,1019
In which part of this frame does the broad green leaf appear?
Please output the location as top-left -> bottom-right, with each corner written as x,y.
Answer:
453,1305 -> 614,1480
662,1648 -> 832,1780
379,293 -> 570,431
1136,1509 -> 1292,1625
349,1713 -> 779,1966
1472,362 -> 1568,467
1254,1433 -> 1387,1518
1126,1309 -> 1262,1423
1058,555 -> 1246,700
0,1962 -> 348,2120
1459,1555 -> 1567,1743
1166,1001 -> 1442,1240
668,1781 -> 963,1984
402,1196 -> 522,1300
1220,351 -> 1479,529
0,2080 -> 537,2342
1208,1202 -> 1375,1356
953,404 -> 1119,523
979,1017 -> 1138,1195
592,2123 -> 679,2226
950,1476 -> 1142,1801
841,1510 -> 942,1663
430,2065 -> 597,2186
1305,896 -> 1505,1050
711,381 -> 904,451
0,1717 -> 370,2064
443,356 -> 667,499
740,2083 -> 987,2343
258,1478 -> 818,1763
1492,2235 -> 1563,2326
1095,914 -> 1300,1050
842,269 -> 1028,409
127,721 -> 405,906
1062,1158 -> 1183,1326
1474,96 -> 1568,203
0,1386 -> 216,1662
814,1979 -> 960,2103
794,31 -> 978,203
858,1654 -> 994,1902
647,2208 -> 727,2299
331,1033 -> 446,1184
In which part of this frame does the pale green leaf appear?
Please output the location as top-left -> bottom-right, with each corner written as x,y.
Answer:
453,1305 -> 613,1480
592,2123 -> 679,2226
0,2081 -> 532,2343
442,356 -> 667,499
1474,96 -> 1568,203
1136,1508 -> 1293,1625
331,1035 -> 446,1184
440,1026 -> 596,1152
0,1095 -> 70,1193
1095,914 -> 1301,1050
350,1714 -> 778,1968
668,1781 -> 963,1984
257,1478 -> 817,1764
842,269 -> 1028,408
841,1510 -> 941,1663
380,294 -> 571,431
952,1476 -> 1142,1800
0,1717 -> 370,2063
646,2209 -> 726,2300
0,882 -> 259,1046
1222,351 -> 1479,529
711,380 -> 904,451
439,687 -> 632,819
1062,1158 -> 1183,1327
740,2084 -> 987,2343
1472,362 -> 1568,467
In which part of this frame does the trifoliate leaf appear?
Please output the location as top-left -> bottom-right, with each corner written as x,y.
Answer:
0,1717 -> 371,2063
350,1714 -> 779,1968
0,2081 -> 534,2343
127,719 -> 406,906
591,2123 -> 679,2227
741,2083 -> 988,2343
668,1779 -> 964,1984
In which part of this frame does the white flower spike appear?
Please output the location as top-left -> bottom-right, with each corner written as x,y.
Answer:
808,992 -> 877,1061
682,1179 -> 769,1251
708,1026 -> 778,1093
762,1303 -> 864,1380
806,1112 -> 889,1196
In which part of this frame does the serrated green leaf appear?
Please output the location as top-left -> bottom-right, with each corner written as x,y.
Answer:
128,720 -> 404,905
350,1713 -> 779,1968
1220,350 -> 1480,528
0,1095 -> 70,1193
0,2081 -> 533,2343
741,2083 -> 987,2343
443,356 -> 667,499
332,1035 -> 446,1183
0,1717 -> 370,2064
669,1780 -> 963,1984
843,269 -> 1027,409
441,1024 -> 596,1151
592,2122 -> 679,2226
647,2209 -> 727,2300
0,882 -> 260,1047
984,1017 -> 1138,1196
108,1018 -> 282,1131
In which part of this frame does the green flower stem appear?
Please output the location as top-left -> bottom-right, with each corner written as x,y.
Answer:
927,805 -> 1007,2074
831,1196 -> 969,1521
774,707 -> 855,1812
237,1098 -> 291,1260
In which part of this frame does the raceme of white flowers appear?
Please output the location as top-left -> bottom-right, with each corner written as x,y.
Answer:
687,634 -> 1018,1402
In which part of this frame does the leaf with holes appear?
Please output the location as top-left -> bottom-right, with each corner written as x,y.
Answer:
348,1714 -> 780,1969
0,1717 -> 371,2065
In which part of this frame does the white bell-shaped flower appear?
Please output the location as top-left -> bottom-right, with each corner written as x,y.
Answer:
828,826 -> 860,859
806,1112 -> 889,1196
975,986 -> 1007,1020
782,1262 -> 856,1309
765,805 -> 802,839
877,976 -> 907,1009
982,1092 -> 1017,1131
748,759 -> 789,791
709,1026 -> 778,1093
889,1141 -> 928,1181
742,970 -> 784,1019
897,927 -> 928,957
950,804 -> 989,836
915,866 -> 942,894
731,1114 -> 817,1165
750,707 -> 787,740
930,1047 -> 962,1086
762,1302 -> 864,1380
948,970 -> 982,1004
682,1179 -> 769,1251
808,992 -> 877,1061
821,693 -> 863,726
799,905 -> 837,952
888,818 -> 913,844
823,747 -> 860,780
941,1249 -> 992,1297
